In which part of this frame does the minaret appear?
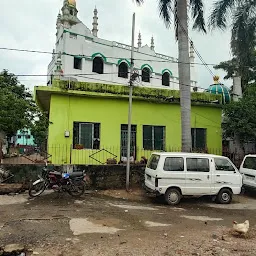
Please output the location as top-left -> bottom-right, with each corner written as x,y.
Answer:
92,7 -> 99,37
232,74 -> 242,101
189,41 -> 195,67
56,12 -> 62,30
138,32 -> 142,48
54,52 -> 63,79
61,0 -> 80,29
150,36 -> 155,51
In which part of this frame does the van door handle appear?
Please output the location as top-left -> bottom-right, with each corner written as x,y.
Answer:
216,175 -> 220,177
207,175 -> 210,179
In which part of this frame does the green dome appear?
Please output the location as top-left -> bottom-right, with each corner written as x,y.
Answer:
207,83 -> 231,104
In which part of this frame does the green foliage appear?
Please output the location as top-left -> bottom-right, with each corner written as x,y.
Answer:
30,112 -> 49,146
55,80 -> 222,105
0,70 -> 37,138
223,84 -> 256,142
210,0 -> 256,90
214,52 -> 256,92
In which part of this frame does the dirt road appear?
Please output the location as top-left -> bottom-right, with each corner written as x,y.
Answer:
0,190 -> 256,256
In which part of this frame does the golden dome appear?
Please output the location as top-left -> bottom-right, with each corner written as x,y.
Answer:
68,0 -> 76,6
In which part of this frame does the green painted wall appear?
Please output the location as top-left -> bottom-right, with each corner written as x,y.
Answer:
48,94 -> 222,164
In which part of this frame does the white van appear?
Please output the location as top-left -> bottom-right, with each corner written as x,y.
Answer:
144,152 -> 242,205
240,154 -> 256,190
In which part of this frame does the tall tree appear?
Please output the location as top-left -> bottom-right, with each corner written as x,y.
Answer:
135,0 -> 206,152
209,0 -> 256,90
0,70 -> 37,141
214,52 -> 256,92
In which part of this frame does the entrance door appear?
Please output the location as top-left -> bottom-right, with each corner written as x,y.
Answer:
120,124 -> 137,162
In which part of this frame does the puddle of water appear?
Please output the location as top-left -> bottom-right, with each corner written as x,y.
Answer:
108,203 -> 157,211
145,221 -> 171,227
0,194 -> 28,205
181,215 -> 223,221
69,218 -> 122,235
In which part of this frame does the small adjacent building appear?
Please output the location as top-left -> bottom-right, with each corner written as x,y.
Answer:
35,81 -> 222,165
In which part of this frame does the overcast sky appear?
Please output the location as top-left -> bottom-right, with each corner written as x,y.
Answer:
0,0 -> 232,91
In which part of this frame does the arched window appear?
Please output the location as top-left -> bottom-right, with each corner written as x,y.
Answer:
142,67 -> 150,83
118,62 -> 129,78
162,72 -> 170,86
92,57 -> 104,74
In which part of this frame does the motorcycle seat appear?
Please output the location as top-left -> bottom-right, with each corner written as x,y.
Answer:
49,171 -> 62,176
69,172 -> 84,177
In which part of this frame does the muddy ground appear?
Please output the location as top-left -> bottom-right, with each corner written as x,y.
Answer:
0,189 -> 256,256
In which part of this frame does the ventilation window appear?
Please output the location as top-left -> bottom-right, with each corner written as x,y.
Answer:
92,57 -> 104,74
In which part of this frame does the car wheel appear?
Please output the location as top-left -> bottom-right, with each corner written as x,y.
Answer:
216,188 -> 232,204
165,188 -> 182,205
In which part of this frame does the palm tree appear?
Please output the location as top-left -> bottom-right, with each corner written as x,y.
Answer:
135,0 -> 206,152
209,0 -> 256,90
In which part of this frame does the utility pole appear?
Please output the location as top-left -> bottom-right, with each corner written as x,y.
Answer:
126,13 -> 135,192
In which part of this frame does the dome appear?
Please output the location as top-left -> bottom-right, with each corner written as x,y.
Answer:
68,0 -> 76,6
206,76 -> 231,104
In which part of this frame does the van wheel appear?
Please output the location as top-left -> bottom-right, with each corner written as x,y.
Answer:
165,188 -> 181,205
216,189 -> 232,204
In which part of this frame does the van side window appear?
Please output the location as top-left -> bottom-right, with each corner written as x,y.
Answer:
243,157 -> 256,170
214,158 -> 235,171
187,158 -> 209,172
147,154 -> 160,170
164,157 -> 184,172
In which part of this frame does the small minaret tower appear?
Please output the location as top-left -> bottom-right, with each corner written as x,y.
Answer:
92,7 -> 99,37
190,41 -> 195,67
150,36 -> 155,51
138,32 -> 142,48
61,0 -> 80,29
56,12 -> 62,30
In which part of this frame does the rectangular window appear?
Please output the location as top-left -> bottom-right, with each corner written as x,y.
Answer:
70,33 -> 77,39
17,135 -> 21,139
243,157 -> 256,170
143,125 -> 165,150
26,135 -> 31,139
147,154 -> 160,170
73,122 -> 100,149
73,57 -> 82,70
191,128 -> 206,150
164,157 -> 184,172
187,158 -> 209,172
215,158 -> 235,171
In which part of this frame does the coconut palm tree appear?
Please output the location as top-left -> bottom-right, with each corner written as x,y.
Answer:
209,0 -> 256,90
134,0 -> 206,152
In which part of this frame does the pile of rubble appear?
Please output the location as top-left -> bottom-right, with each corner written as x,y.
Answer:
0,243 -> 36,256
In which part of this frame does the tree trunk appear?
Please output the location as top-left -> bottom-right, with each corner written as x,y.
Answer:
177,0 -> 192,152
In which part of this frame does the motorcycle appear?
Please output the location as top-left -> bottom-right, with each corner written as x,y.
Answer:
29,163 -> 87,198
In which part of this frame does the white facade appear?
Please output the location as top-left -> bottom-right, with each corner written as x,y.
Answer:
47,0 -> 198,91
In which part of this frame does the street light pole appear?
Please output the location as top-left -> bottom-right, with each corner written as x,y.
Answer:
126,13 -> 135,192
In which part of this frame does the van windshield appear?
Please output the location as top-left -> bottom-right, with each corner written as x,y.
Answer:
243,157 -> 256,170
147,154 -> 160,170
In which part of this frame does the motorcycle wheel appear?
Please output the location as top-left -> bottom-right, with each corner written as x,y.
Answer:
29,181 -> 46,197
68,180 -> 85,197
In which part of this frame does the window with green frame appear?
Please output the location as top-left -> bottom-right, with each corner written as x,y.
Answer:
143,125 -> 165,150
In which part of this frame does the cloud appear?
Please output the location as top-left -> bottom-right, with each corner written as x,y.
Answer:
0,0 -> 233,91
